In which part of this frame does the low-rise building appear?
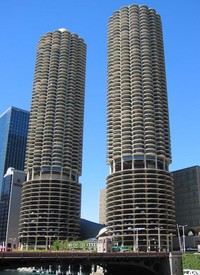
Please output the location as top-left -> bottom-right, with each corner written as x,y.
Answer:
173,166 -> 200,250
0,168 -> 26,249
96,227 -> 112,253
173,166 -> 200,235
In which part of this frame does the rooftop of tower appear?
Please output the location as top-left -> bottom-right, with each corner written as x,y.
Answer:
111,4 -> 158,16
58,28 -> 68,32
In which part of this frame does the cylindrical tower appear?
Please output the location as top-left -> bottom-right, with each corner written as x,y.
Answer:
106,5 -> 175,251
19,29 -> 86,249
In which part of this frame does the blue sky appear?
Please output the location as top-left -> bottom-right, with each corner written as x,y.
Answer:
0,0 -> 200,223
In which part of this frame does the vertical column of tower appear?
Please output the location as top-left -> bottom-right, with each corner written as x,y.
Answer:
107,15 -> 114,165
129,5 -> 144,156
25,36 -> 47,175
107,15 -> 114,166
156,14 -> 171,161
34,33 -> 52,170
52,31 -> 65,169
62,34 -> 77,171
139,6 -> 157,156
72,38 -> 87,174
148,10 -> 164,160
41,33 -> 56,169
107,11 -> 122,167
120,7 -> 132,157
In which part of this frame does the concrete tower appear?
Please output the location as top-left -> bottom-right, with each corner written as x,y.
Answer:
106,5 -> 175,251
19,29 -> 86,249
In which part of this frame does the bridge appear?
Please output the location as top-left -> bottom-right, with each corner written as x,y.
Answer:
0,251 -> 182,275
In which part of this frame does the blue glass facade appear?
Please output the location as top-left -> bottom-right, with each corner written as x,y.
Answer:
0,173 -> 12,243
0,107 -> 29,192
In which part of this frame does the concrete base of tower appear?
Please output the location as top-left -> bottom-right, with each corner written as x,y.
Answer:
18,176 -> 81,250
106,167 -> 176,250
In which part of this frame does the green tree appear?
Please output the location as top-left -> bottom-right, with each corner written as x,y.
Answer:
63,240 -> 69,251
52,240 -> 60,251
182,254 -> 200,270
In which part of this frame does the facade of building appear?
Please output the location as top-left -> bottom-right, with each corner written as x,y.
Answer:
19,28 -> 86,249
106,5 -> 175,251
173,166 -> 200,235
0,168 -> 26,250
0,107 -> 29,193
99,188 -> 106,225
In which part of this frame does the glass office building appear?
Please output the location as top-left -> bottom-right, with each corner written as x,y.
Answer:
0,107 -> 29,193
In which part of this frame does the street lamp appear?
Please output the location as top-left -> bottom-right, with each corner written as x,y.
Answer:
179,225 -> 187,253
133,228 -> 145,252
45,236 -> 55,251
155,227 -> 163,252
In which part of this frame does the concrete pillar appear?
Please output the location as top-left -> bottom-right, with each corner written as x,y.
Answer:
169,253 -> 183,275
